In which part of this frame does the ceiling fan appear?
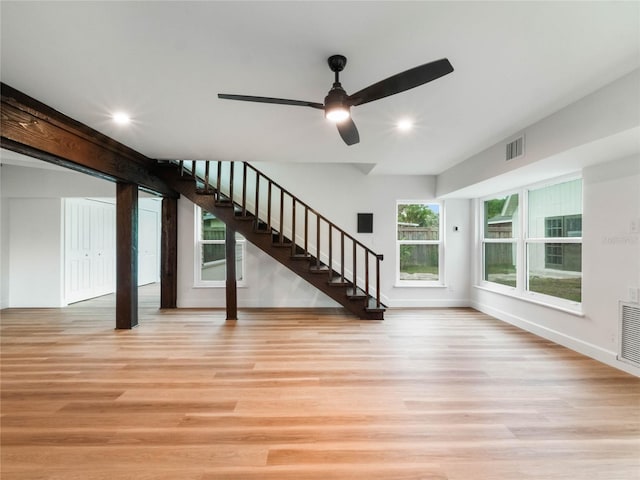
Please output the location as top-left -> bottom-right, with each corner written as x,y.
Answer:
218,55 -> 454,146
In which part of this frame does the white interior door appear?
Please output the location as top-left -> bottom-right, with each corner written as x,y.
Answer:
138,207 -> 159,286
64,198 -> 116,304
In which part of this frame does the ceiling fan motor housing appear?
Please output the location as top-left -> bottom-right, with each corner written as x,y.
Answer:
324,85 -> 349,119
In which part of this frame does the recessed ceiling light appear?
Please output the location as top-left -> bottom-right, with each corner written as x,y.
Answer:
397,119 -> 413,131
112,112 -> 131,125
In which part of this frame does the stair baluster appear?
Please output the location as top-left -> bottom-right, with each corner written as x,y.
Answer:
267,181 -> 272,232
279,190 -> 284,244
291,200 -> 297,256
242,163 -> 247,216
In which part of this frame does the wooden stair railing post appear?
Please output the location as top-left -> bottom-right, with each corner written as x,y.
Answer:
229,161 -> 235,204
267,181 -> 272,231
242,162 -> 247,216
341,234 -> 346,283
291,200 -> 297,256
328,224 -> 333,281
376,254 -> 383,308
279,189 -> 284,244
204,161 -> 210,194
191,161 -> 196,180
365,250 -> 370,301
351,239 -> 356,288
255,172 -> 260,224
304,207 -> 309,256
316,215 -> 321,268
216,161 -> 222,202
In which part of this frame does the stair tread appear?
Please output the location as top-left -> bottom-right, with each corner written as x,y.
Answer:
346,287 -> 367,298
291,253 -> 312,260
309,265 -> 330,273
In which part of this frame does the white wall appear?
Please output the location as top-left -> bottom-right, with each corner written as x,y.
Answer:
8,198 -> 64,307
177,163 -> 472,308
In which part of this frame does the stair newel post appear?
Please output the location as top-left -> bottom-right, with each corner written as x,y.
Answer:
179,160 -> 184,176
316,215 -> 321,269
341,233 -> 346,283
229,161 -> 235,204
279,189 -> 284,244
376,254 -> 383,308
365,250 -> 370,300
241,162 -> 247,216
267,181 -> 272,232
191,161 -> 196,179
216,161 -> 222,202
291,199 -> 297,256
204,161 -> 210,193
328,224 -> 333,282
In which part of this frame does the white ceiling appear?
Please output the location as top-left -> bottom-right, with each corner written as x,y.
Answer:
1,1 -> 638,175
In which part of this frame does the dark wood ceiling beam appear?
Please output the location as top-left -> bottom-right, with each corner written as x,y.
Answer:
0,83 -> 177,198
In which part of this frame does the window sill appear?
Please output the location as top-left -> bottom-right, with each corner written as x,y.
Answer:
474,284 -> 584,317
394,283 -> 447,289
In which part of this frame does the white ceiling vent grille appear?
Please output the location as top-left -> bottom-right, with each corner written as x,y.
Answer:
619,302 -> 640,368
506,135 -> 524,161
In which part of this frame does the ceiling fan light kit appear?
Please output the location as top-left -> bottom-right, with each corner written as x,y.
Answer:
218,54 -> 453,146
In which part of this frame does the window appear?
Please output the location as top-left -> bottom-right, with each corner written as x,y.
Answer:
527,179 -> 582,302
480,177 -> 582,308
397,202 -> 442,284
195,206 -> 245,286
482,193 -> 519,288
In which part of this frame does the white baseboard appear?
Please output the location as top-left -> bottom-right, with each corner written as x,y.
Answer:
472,300 -> 640,377
384,298 -> 470,308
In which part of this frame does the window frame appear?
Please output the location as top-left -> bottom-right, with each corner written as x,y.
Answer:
481,191 -> 520,293
194,205 -> 246,288
478,175 -> 583,312
395,201 -> 445,287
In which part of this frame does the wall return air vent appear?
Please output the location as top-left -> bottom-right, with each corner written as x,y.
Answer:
619,301 -> 640,368
506,135 -> 525,161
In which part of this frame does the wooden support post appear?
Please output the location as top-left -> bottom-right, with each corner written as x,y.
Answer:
160,196 -> 178,309
116,183 -> 138,329
225,225 -> 238,321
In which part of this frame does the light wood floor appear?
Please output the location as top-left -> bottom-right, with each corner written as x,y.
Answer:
1,287 -> 639,479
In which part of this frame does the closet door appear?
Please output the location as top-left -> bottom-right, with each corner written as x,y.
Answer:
65,199 -> 94,304
138,207 -> 159,285
91,201 -> 116,297
64,199 -> 116,304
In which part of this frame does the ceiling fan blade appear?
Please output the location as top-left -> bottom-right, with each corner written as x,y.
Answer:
336,117 -> 360,146
347,58 -> 453,107
218,94 -> 323,109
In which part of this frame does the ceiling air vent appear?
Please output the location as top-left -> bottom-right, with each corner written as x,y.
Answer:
506,135 -> 524,161
619,302 -> 640,368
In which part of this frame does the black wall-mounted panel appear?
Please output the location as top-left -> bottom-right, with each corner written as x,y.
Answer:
357,213 -> 373,233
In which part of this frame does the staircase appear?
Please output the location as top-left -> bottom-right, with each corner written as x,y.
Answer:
155,160 -> 386,320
